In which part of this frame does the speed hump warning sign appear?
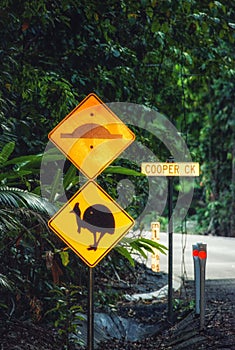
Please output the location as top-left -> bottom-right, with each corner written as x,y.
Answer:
48,93 -> 135,179
48,181 -> 134,267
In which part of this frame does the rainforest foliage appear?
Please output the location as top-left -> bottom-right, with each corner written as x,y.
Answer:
0,0 -> 234,334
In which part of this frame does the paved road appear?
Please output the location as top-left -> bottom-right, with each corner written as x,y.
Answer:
142,232 -> 235,280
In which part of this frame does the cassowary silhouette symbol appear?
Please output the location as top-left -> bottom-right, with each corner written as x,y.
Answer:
71,203 -> 115,251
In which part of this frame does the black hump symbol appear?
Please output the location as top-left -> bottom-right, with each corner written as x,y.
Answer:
61,123 -> 122,139
71,203 -> 115,251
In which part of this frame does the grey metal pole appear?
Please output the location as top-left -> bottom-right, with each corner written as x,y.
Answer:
87,267 -> 94,350
192,243 -> 201,315
167,156 -> 174,323
198,243 -> 207,330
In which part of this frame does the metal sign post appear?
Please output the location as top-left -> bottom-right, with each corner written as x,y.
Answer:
198,243 -> 207,330
167,160 -> 174,323
88,267 -> 94,350
167,177 -> 174,322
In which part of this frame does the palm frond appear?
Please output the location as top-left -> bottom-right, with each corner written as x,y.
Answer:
0,273 -> 13,291
0,186 -> 56,217
0,208 -> 22,233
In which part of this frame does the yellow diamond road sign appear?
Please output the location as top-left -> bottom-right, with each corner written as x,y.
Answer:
48,93 -> 135,179
48,181 -> 135,267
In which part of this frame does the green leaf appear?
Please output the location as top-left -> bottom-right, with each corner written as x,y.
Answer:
50,168 -> 63,203
129,240 -> 148,259
146,7 -> 154,19
228,22 -> 235,29
151,19 -> 160,33
70,305 -> 83,312
63,164 -> 79,189
103,166 -> 144,176
114,245 -> 135,266
0,142 -> 15,167
4,153 -> 42,167
138,237 -> 168,255
59,250 -> 70,266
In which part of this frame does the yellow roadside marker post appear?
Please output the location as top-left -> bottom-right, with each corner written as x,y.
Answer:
151,222 -> 160,272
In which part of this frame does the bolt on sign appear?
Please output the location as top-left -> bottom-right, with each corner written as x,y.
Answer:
141,162 -> 200,177
48,93 -> 135,267
48,93 -> 135,179
48,181 -> 134,267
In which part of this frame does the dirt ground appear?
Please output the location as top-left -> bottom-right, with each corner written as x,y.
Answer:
0,264 -> 234,350
97,279 -> 235,350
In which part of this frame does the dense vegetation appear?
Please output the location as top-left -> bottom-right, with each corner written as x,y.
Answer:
0,0 -> 234,344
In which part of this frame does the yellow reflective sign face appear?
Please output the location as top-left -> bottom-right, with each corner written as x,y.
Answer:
48,93 -> 135,179
48,181 -> 135,267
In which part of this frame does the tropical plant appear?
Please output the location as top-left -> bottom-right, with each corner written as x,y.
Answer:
0,141 -> 56,229
1,0 -> 235,336
45,284 -> 84,349
1,0 -> 235,236
0,141 -> 57,319
0,139 -> 167,325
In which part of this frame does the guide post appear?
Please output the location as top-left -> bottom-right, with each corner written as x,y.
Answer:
198,243 -> 207,330
192,243 -> 201,315
167,156 -> 174,323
